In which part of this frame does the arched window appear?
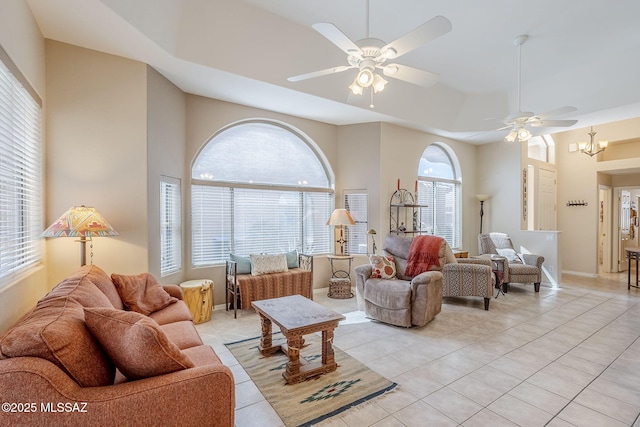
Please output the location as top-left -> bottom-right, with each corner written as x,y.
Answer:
417,144 -> 462,248
191,120 -> 334,266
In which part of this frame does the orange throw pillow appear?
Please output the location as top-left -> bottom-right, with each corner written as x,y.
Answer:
111,273 -> 177,315
84,307 -> 194,380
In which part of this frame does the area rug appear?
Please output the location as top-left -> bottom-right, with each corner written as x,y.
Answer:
225,333 -> 397,427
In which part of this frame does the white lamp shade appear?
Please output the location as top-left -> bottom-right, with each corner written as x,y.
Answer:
327,209 -> 355,226
476,194 -> 490,202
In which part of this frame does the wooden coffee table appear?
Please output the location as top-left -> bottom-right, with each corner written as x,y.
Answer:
251,295 -> 346,384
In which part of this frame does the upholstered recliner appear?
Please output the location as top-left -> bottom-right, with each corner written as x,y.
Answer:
478,232 -> 545,292
355,235 -> 495,328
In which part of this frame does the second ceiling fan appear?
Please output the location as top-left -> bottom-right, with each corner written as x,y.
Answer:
496,35 -> 578,142
288,1 -> 452,105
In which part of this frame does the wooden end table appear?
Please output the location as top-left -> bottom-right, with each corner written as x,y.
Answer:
251,295 -> 346,384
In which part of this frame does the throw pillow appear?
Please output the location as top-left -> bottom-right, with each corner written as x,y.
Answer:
250,254 -> 288,275
369,254 -> 397,279
285,250 -> 299,269
496,248 -> 523,264
83,307 -> 194,380
229,253 -> 252,274
111,273 -> 178,315
0,297 -> 115,387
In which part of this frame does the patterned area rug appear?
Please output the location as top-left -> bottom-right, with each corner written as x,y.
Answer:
225,333 -> 397,427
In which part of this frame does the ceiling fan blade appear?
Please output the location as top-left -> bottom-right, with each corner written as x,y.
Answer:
535,106 -> 577,120
382,64 -> 439,88
381,15 -> 452,59
496,124 -> 513,131
312,23 -> 362,56
529,119 -> 578,128
288,65 -> 353,82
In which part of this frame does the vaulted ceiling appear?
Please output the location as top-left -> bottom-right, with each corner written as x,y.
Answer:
26,0 -> 640,143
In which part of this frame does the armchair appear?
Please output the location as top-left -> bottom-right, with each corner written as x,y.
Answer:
478,232 -> 544,292
355,235 -> 494,328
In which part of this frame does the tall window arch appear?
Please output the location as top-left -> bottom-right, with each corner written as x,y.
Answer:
416,143 -> 462,248
191,120 -> 334,266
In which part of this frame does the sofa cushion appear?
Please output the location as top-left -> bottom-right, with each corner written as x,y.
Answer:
148,301 -> 193,325
84,307 -> 194,381
250,254 -> 288,275
111,272 -> 178,315
41,265 -> 114,308
364,279 -> 412,309
0,297 -> 115,387
159,320 -> 203,350
181,345 -> 222,367
86,265 -> 125,310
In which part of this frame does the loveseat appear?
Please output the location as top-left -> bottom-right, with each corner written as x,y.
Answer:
0,265 -> 234,427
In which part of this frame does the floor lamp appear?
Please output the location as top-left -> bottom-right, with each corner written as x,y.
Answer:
41,205 -> 119,266
476,194 -> 490,234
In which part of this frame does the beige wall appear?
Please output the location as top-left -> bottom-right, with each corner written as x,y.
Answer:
0,0 -> 48,332
146,67 -> 187,283
44,41 -> 149,284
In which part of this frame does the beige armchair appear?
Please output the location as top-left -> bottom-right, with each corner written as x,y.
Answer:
355,235 -> 495,328
478,232 -> 545,292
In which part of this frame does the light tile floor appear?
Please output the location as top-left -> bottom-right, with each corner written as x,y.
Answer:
196,272 -> 640,426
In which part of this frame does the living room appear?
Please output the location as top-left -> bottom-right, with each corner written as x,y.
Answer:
2,1 -> 640,426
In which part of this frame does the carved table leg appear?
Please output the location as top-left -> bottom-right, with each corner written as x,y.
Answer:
258,315 -> 276,356
283,333 -> 304,383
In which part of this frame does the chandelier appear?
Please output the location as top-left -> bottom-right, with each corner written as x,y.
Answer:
579,126 -> 608,156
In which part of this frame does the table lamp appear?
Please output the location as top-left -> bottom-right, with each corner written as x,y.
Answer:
327,209 -> 355,255
41,205 -> 118,266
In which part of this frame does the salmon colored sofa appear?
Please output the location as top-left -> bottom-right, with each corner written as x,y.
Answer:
0,265 -> 234,427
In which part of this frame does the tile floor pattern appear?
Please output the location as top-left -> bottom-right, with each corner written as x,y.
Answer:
196,272 -> 640,427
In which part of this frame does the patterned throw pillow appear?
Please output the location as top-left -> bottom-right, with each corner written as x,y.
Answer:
369,254 -> 397,279
250,254 -> 289,275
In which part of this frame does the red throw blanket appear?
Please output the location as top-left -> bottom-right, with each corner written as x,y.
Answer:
405,235 -> 444,276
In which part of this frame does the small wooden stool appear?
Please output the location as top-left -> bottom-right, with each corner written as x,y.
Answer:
180,280 -> 213,324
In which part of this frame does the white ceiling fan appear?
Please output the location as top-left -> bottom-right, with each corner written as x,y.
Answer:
496,35 -> 578,142
288,1 -> 452,106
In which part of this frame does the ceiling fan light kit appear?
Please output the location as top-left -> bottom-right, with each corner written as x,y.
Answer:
288,2 -> 451,108
496,34 -> 578,142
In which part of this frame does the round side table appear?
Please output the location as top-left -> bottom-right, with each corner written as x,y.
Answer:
327,255 -> 354,299
180,279 -> 214,324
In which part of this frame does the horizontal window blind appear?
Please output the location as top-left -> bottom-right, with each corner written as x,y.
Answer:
344,192 -> 368,254
160,176 -> 182,276
191,120 -> 334,266
0,53 -> 43,283
417,180 -> 461,248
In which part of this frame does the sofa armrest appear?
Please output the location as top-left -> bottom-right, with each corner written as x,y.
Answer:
162,284 -> 184,300
521,254 -> 545,268
354,265 -> 372,311
410,270 -> 441,285
0,356 -> 234,427
458,258 -> 492,267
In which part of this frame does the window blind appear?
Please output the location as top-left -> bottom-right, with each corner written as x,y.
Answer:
0,53 -> 43,284
344,192 -> 368,254
191,186 -> 332,265
160,176 -> 182,276
417,180 -> 461,248
191,121 -> 334,266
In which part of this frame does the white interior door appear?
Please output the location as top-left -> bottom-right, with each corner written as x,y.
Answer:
537,168 -> 556,230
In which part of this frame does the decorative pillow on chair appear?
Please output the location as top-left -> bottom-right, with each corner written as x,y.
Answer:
229,253 -> 252,274
369,254 -> 397,279
83,307 -> 194,380
250,254 -> 288,275
496,248 -> 523,264
111,273 -> 178,315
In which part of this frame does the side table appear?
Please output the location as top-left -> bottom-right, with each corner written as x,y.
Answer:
326,255 -> 354,299
472,255 -> 506,298
180,279 -> 214,324
626,247 -> 640,290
